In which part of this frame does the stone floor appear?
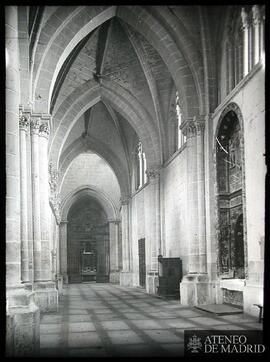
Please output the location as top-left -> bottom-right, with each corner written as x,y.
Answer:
39,283 -> 262,357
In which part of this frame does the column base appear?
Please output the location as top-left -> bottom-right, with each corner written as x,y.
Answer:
109,271 -> 120,284
180,273 -> 210,306
55,274 -> 64,295
120,271 -> 133,287
33,281 -> 58,312
6,286 -> 40,356
243,282 -> 264,318
146,271 -> 159,295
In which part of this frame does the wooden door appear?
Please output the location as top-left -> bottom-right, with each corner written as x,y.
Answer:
138,238 -> 146,287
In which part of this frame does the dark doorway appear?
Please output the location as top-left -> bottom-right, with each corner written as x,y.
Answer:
138,238 -> 146,288
67,197 -> 110,283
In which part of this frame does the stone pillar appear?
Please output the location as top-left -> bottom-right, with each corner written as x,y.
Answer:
119,196 -> 133,286
59,220 -> 68,283
182,119 -> 199,273
38,121 -> 52,281
30,117 -> 58,312
260,6 -> 265,60
109,219 -> 120,283
6,6 -> 39,356
228,36 -> 235,92
19,111 -> 30,283
241,7 -> 250,76
252,5 -> 262,66
179,118 -> 209,306
196,119 -> 207,274
145,167 -> 161,295
30,116 -> 42,282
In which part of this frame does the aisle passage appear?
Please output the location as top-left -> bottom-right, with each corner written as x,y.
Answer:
39,284 -> 261,357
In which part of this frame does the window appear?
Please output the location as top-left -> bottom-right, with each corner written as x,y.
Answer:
176,92 -> 186,149
135,141 -> 147,190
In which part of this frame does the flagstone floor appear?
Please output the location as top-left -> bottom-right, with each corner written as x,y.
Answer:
39,283 -> 262,357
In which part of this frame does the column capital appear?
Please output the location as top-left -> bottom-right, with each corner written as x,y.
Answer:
30,118 -> 40,135
120,195 -> 131,205
108,219 -> 121,225
19,110 -> 29,131
39,122 -> 50,139
60,220 -> 68,224
241,7 -> 251,29
252,5 -> 262,26
146,166 -> 161,181
180,116 -> 205,138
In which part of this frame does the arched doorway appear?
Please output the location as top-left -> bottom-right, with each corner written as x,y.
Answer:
216,108 -> 245,279
67,196 -> 110,283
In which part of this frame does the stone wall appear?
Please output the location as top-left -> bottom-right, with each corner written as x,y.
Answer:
60,153 -> 121,208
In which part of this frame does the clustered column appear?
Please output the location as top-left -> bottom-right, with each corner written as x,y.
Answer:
195,119 -> 207,274
109,220 -> 120,283
39,120 -> 52,281
19,111 -> 30,283
241,5 -> 265,77
30,117 -> 42,282
120,197 -> 131,272
146,168 -> 161,271
180,116 -> 208,305
145,167 -> 161,294
6,6 -> 39,356
119,196 -> 133,286
182,116 -> 207,274
59,220 -> 68,283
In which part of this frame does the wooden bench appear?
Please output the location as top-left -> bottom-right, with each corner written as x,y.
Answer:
254,304 -> 264,323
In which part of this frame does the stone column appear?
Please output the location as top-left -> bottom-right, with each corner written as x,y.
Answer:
30,116 -> 42,282
38,121 -> 51,281
119,196 -> 133,286
196,119 -> 207,274
241,7 -> 250,76
182,119 -> 199,273
145,167 -> 161,295
30,118 -> 58,312
109,219 -> 120,283
179,117 -> 209,306
6,6 -> 39,356
228,36 -> 235,92
252,5 -> 261,65
59,220 -> 68,283
260,6 -> 265,60
19,111 -> 30,283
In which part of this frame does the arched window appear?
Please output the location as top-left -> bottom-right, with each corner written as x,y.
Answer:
176,91 -> 186,149
135,141 -> 147,191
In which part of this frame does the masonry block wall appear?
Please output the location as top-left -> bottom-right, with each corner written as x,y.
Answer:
162,149 -> 188,273
129,148 -> 189,287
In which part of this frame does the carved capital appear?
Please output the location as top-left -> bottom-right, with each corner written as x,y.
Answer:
30,118 -> 40,134
39,122 -> 50,138
108,219 -> 121,225
241,7 -> 250,29
180,118 -> 197,138
181,116 -> 205,137
195,119 -> 205,135
146,167 -> 161,181
19,110 -> 29,131
252,5 -> 261,26
120,195 -> 131,205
